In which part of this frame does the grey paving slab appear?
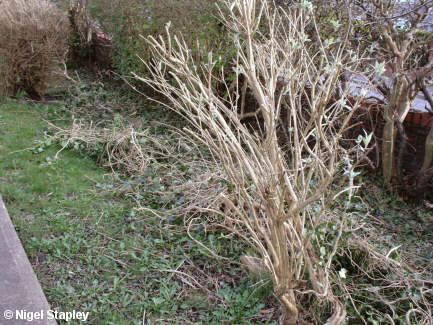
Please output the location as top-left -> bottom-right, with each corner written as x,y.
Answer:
0,196 -> 57,325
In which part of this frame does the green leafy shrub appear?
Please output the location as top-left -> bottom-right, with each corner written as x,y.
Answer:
0,0 -> 69,100
89,0 -> 232,79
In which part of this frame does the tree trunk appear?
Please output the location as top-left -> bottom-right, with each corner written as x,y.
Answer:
381,76 -> 412,184
382,118 -> 395,183
421,122 -> 433,172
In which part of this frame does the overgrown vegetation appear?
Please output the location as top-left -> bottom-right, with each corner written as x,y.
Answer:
1,0 -> 433,323
2,70 -> 432,324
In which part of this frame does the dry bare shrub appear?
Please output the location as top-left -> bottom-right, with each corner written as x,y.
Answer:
135,1 -> 373,323
0,0 -> 69,100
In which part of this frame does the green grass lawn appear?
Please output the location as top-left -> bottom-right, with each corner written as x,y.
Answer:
0,97 -> 276,325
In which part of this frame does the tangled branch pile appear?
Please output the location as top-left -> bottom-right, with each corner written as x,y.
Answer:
0,0 -> 69,100
47,118 -> 171,174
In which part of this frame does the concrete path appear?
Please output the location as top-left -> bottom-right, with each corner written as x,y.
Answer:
0,196 -> 57,325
